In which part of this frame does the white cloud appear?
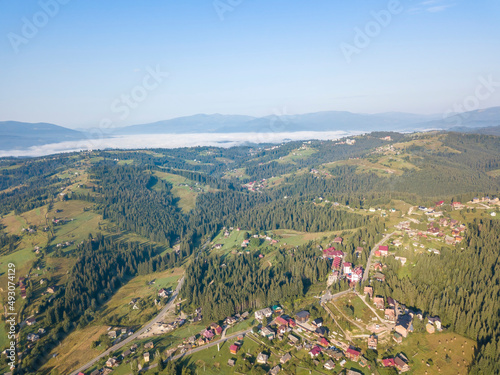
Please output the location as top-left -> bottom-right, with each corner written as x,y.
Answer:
407,0 -> 456,14
0,131 -> 362,158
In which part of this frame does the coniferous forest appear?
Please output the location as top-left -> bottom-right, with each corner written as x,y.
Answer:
0,131 -> 499,374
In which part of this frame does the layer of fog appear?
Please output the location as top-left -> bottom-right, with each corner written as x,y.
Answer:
0,131 -> 361,157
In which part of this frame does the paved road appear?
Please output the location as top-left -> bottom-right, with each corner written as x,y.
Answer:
70,276 -> 185,375
362,232 -> 396,283
320,287 -> 352,305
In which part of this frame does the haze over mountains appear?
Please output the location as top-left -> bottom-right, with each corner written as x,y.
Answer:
1,107 -> 499,152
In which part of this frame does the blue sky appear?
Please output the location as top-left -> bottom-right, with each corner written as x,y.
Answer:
0,0 -> 499,128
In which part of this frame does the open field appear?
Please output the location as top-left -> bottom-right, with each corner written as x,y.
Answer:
324,157 -> 410,177
97,268 -> 183,326
272,229 -> 339,247
40,325 -> 109,375
379,331 -> 475,375
392,135 -> 460,154
277,146 -> 317,164
486,168 -> 500,177
154,170 -> 218,212
179,335 -> 261,375
222,167 -> 249,180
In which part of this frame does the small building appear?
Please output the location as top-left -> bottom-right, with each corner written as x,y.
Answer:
227,359 -> 235,367
106,357 -> 118,368
346,347 -> 361,362
385,308 -> 396,322
343,262 -> 352,274
280,352 -> 292,364
324,359 -> 335,370
395,356 -> 410,372
229,344 -> 240,354
295,310 -> 310,323
144,341 -> 154,349
395,314 -> 414,338
367,334 -> 378,350
255,307 -> 273,320
315,326 -> 329,337
47,286 -> 58,294
379,245 -> 389,256
269,365 -> 281,375
288,335 -> 300,346
277,325 -> 287,335
428,316 -> 442,331
363,286 -> 373,299
143,352 -> 150,363
260,326 -> 276,340
27,333 -> 40,342
319,337 -> 330,347
271,304 -> 283,313
373,296 -> 384,310
312,317 -> 323,327
309,346 -> 322,358
275,316 -> 289,327
158,288 -> 170,298
393,332 -> 403,343
382,358 -> 396,367
256,352 -> 269,364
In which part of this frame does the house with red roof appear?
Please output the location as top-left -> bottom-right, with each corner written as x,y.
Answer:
346,348 -> 361,362
229,344 -> 240,354
332,257 -> 342,269
309,346 -> 322,358
332,250 -> 344,258
322,247 -> 337,259
286,317 -> 296,327
202,329 -> 215,339
382,358 -> 396,367
374,262 -> 384,271
333,237 -> 343,244
319,337 -> 330,347
275,316 -> 288,327
378,245 -> 389,256
353,266 -> 363,281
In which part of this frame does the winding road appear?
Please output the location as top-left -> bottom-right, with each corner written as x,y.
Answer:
362,231 -> 396,283
69,276 -> 185,375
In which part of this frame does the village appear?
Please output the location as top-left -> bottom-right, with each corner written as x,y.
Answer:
9,195 -> 493,375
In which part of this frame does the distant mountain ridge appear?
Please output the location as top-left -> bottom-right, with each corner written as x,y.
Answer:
113,111 -> 443,134
1,107 -> 499,151
0,121 -> 85,151
113,107 -> 500,135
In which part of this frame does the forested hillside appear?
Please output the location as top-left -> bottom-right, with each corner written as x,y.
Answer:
0,131 -> 499,374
